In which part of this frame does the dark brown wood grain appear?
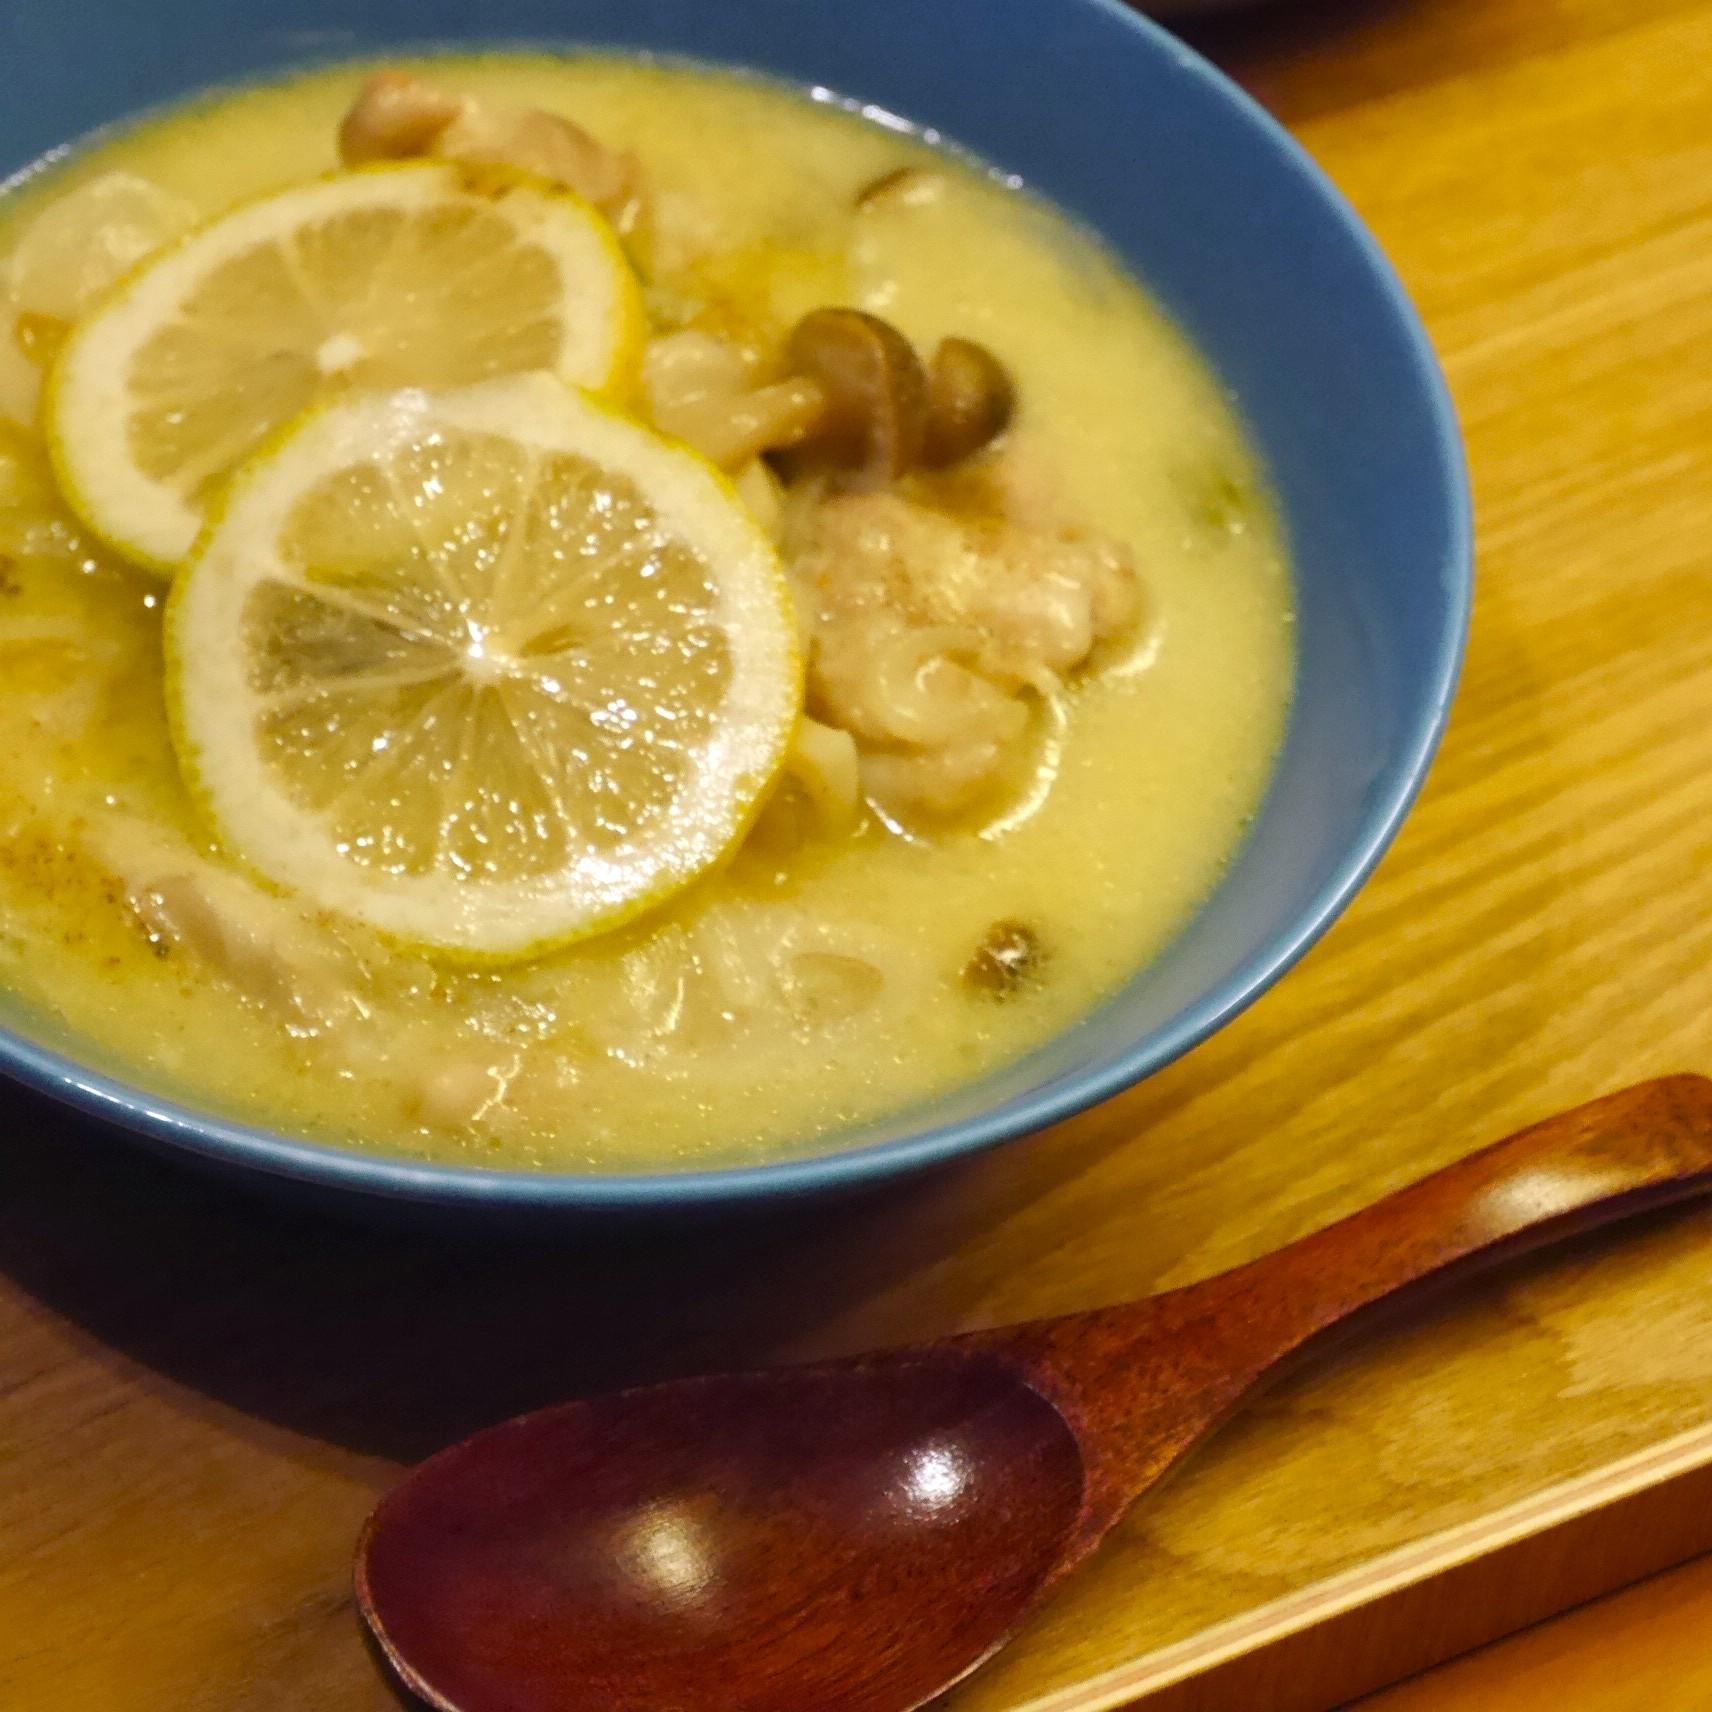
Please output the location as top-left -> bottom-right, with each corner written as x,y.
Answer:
356,1076 -> 1712,1712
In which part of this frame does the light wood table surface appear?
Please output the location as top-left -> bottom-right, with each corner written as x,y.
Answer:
1191,2 -> 1712,1692
5,0 -> 1712,1709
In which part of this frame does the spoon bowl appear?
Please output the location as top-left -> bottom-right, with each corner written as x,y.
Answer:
359,1357 -> 1085,1712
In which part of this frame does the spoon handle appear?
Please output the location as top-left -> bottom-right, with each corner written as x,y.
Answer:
1002,1075 -> 1712,1522
1211,1073 -> 1712,1365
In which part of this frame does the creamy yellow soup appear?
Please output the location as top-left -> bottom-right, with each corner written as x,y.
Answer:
0,56 -> 1292,1171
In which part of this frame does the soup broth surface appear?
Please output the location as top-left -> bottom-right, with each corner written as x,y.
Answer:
0,56 -> 1292,1170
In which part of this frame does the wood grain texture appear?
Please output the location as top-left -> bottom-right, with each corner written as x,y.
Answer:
4,0 -> 1712,1709
1353,1548 -> 1712,1710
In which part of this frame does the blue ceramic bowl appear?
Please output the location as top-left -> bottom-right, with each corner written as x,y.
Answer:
0,0 -> 1470,1210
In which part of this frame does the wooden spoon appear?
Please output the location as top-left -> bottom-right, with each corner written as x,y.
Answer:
357,1075 -> 1712,1712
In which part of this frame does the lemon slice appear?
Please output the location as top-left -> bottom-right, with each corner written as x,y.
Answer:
47,162 -> 643,571
5,170 -> 198,319
166,374 -> 801,961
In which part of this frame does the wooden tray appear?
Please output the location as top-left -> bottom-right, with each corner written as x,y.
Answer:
6,1 -> 1712,1708
940,1206 -> 1712,1711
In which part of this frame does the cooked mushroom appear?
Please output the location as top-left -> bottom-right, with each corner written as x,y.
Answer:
782,308 -> 928,491
337,71 -> 462,163
439,104 -> 647,238
854,166 -> 947,212
963,919 -> 1046,997
923,337 -> 1016,468
336,71 -> 647,240
1178,460 -> 1254,538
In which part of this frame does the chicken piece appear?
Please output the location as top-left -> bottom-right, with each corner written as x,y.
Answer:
779,951 -> 884,1027
641,329 -> 825,469
133,870 -> 357,1030
97,817 -> 361,1031
810,617 -> 1029,752
697,904 -> 906,1035
731,457 -> 785,538
859,735 -> 1022,821
412,1054 -> 513,1129
786,490 -> 1144,819
792,491 -> 1143,691
0,623 -> 112,745
1,171 -> 196,424
5,171 -> 197,320
779,716 -> 862,835
337,71 -> 647,240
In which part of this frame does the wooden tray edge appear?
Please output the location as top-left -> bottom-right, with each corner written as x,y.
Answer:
1007,1420 -> 1712,1712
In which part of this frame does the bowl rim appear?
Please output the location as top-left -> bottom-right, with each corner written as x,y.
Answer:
0,0 -> 1473,1208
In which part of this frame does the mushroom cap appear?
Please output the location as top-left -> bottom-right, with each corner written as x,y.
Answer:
923,337 -> 1016,469
785,308 -> 929,490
